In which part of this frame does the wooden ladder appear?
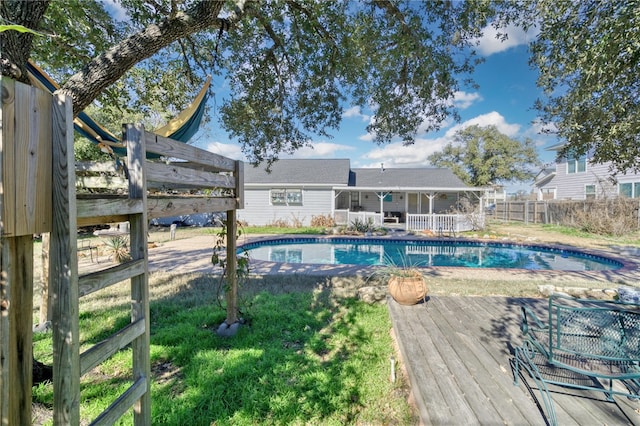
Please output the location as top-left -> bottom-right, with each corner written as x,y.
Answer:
50,118 -> 151,425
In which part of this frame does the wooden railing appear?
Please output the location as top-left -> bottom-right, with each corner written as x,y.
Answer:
406,213 -> 481,234
334,210 -> 383,226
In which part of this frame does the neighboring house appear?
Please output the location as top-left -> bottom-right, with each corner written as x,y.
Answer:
238,158 -> 486,227
534,144 -> 640,200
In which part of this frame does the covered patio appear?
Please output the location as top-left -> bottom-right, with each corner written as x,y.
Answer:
332,167 -> 487,232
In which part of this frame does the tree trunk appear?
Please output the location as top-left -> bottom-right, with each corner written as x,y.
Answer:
0,1 -> 50,81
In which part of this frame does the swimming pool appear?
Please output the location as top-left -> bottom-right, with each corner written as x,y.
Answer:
240,237 -> 623,271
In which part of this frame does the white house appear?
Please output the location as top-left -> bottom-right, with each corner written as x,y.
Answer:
534,144 -> 640,200
238,159 -> 487,230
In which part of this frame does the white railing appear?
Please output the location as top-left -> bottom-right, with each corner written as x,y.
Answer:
334,209 -> 383,226
334,210 -> 484,232
406,213 -> 483,233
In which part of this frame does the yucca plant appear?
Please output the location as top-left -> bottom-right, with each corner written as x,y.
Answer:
103,235 -> 131,263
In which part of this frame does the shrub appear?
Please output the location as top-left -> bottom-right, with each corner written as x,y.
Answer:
290,214 -> 305,228
573,198 -> 639,236
310,214 -> 335,227
350,217 -> 377,233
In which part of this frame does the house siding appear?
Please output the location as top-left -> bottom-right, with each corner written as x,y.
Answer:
552,161 -> 628,200
238,187 -> 335,226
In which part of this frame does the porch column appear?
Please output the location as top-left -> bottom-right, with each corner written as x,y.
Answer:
332,189 -> 337,214
428,192 -> 435,214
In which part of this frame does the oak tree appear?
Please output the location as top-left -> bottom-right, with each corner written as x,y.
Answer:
499,1 -> 640,172
428,125 -> 540,187
1,0 -> 498,163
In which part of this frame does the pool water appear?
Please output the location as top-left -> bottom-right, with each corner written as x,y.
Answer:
240,238 -> 623,271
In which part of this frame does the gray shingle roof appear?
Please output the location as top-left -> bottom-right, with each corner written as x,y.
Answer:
243,159 -> 351,185
243,159 -> 475,189
350,167 -> 469,189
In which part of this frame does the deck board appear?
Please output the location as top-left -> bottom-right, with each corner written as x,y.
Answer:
387,296 -> 640,425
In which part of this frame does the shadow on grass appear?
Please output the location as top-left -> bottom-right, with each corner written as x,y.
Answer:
147,273 -> 391,425
44,272 -> 410,425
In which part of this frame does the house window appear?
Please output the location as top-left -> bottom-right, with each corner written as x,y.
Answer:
286,189 -> 302,204
271,189 -> 286,205
567,156 -> 586,174
619,182 -> 640,198
270,189 -> 303,205
585,185 -> 596,200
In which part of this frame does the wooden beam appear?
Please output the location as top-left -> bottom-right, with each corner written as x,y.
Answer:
50,92 -> 80,424
5,237 -> 34,425
124,124 -> 151,426
146,161 -> 236,189
146,196 -> 236,219
144,132 -> 236,172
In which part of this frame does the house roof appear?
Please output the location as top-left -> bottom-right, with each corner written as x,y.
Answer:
350,167 -> 474,190
533,167 -> 556,187
243,159 -> 351,185
243,159 -> 481,191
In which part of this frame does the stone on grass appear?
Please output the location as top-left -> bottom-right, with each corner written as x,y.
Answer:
216,320 -> 242,337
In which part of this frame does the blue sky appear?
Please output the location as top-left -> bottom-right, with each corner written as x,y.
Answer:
101,1 -> 556,192
193,23 -> 557,193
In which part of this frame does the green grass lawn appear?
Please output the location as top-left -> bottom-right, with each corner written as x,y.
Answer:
32,274 -> 416,425
31,221 -> 640,424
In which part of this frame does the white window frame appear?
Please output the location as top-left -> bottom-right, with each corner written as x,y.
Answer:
567,156 -> 586,174
270,189 -> 286,205
619,182 -> 640,198
585,184 -> 596,200
270,188 -> 303,206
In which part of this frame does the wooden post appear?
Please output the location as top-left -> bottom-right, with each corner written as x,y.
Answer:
225,209 -> 238,324
3,236 -> 34,425
124,123 -> 151,426
50,92 -> 80,425
1,78 -> 54,424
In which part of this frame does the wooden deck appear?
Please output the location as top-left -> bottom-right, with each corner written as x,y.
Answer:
387,296 -> 640,425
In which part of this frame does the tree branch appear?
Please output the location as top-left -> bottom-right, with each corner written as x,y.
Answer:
57,0 -> 235,116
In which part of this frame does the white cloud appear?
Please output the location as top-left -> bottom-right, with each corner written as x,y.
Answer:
475,23 -> 538,56
205,141 -> 246,161
445,111 -> 520,138
357,112 -> 524,168
100,0 -> 129,22
453,91 -> 483,109
360,137 -> 450,168
342,106 -> 370,122
284,142 -> 355,158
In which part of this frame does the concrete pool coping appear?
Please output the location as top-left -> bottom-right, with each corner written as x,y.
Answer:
146,231 -> 640,286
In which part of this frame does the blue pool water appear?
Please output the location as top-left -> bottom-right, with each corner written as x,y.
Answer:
240,238 -> 623,271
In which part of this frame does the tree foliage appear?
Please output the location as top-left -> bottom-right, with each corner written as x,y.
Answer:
500,1 -> 640,173
1,0 -> 499,164
428,125 -> 540,186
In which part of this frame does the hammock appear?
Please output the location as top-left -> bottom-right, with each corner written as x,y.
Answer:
26,60 -> 210,157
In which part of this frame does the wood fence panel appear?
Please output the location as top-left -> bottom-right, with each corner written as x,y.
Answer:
495,199 -> 640,230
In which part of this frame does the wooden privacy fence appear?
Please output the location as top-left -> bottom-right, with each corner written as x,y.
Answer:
1,78 -> 243,425
494,199 -> 640,229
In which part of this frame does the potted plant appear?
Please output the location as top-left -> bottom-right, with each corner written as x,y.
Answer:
370,258 -> 428,305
